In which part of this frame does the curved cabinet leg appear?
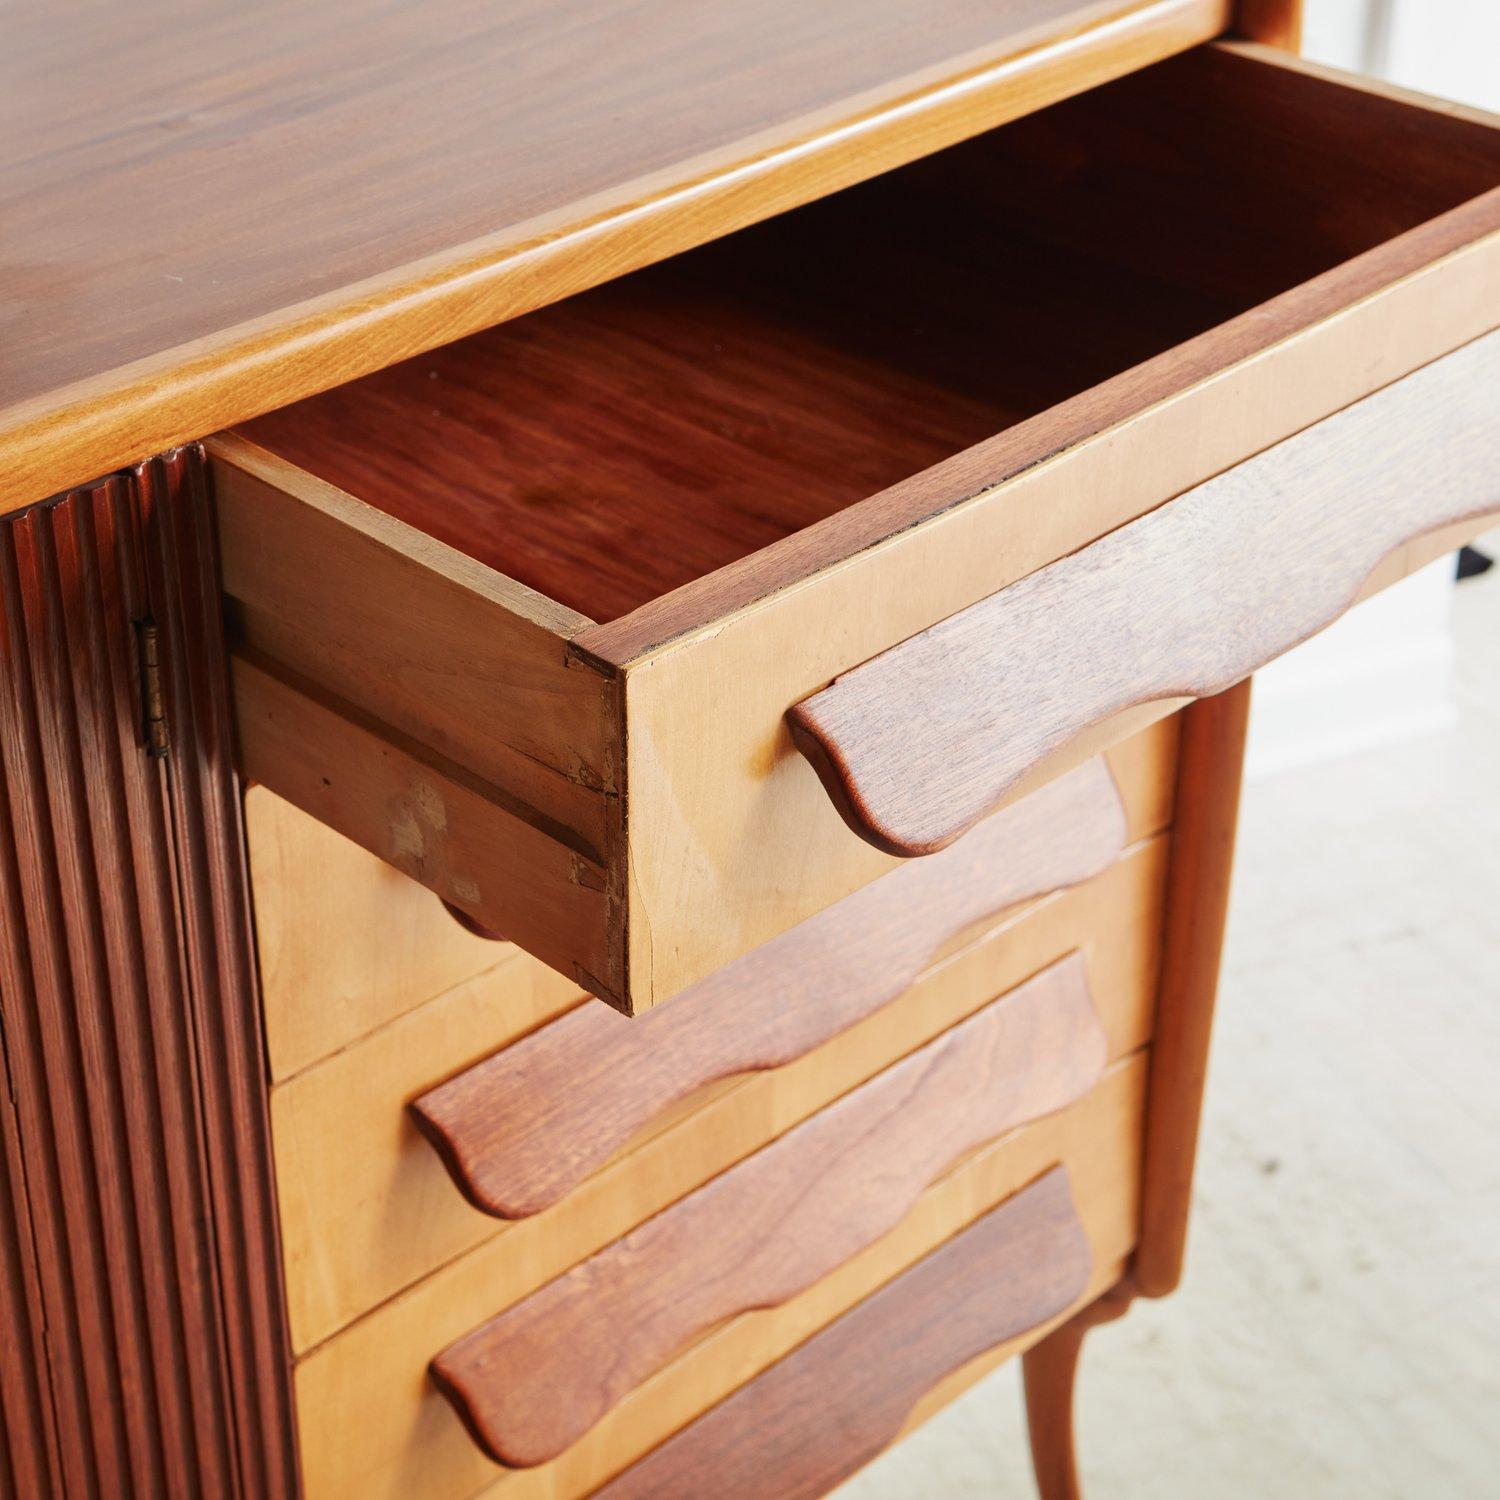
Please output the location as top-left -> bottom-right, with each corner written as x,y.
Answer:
1022,1285 -> 1134,1500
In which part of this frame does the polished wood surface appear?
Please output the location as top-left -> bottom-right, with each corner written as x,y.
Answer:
274,831 -> 1167,1352
1134,682 -> 1252,1297
432,957 -> 1104,1467
0,454 -> 296,1497
789,331 -> 1500,856
295,1056 -> 1145,1500
594,1168 -> 1091,1500
0,0 -> 1231,511
1232,0 -> 1301,47
413,756 -> 1128,1220
239,43 -> 1500,625
0,1097 -> 53,1498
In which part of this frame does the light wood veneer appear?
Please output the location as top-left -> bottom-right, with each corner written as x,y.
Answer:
245,787 -> 517,1081
273,823 -> 1169,1351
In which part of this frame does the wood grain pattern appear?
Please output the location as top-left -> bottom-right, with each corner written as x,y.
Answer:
0,1050 -> 56,1498
593,1167 -> 1091,1500
1134,682 -> 1252,1298
0,453 -> 296,1497
574,43 -> 1500,663
245,785 -> 517,1082
273,826 -> 1166,1352
431,956 -> 1104,1467
1,0 -> 1231,511
238,178 -> 1231,628
298,1056 -> 1144,1500
413,756 -> 1126,1220
272,955 -> 588,1352
789,331 -> 1500,855
240,43 -> 1500,627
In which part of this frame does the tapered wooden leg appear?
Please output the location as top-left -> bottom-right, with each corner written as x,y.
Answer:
1022,1286 -> 1135,1500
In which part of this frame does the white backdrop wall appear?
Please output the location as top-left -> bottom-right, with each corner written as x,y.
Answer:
1245,0 -> 1500,778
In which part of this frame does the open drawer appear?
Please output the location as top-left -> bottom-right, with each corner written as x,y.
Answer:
212,41 -> 1500,1012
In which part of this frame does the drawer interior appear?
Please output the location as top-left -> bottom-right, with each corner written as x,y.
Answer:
236,44 -> 1500,625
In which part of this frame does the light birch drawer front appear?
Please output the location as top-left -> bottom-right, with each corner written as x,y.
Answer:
270,742 -> 1170,1352
412,752 -> 1135,1221
292,1051 -> 1146,1500
244,785 -> 544,1081
431,954 -> 1105,1467
592,1166 -> 1092,1500
788,331 -> 1500,855
214,42 -> 1500,1013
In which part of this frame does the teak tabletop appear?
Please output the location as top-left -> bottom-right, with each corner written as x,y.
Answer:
0,0 -> 1232,510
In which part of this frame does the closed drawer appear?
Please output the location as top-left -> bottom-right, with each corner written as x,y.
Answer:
432,953 -> 1108,1468
271,737 -> 1171,1350
294,1052 -> 1146,1500
592,1167 -> 1095,1500
215,42 -> 1500,1010
413,735 -> 1171,1221
245,785 -> 535,1080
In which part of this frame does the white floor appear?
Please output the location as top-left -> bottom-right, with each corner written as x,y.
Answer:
843,548 -> 1500,1500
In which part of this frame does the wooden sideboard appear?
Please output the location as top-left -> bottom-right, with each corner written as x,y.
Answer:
3,2 -> 1497,1496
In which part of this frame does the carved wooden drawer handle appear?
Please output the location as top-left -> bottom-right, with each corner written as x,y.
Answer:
789,334 -> 1500,856
411,757 -> 1125,1220
429,954 -> 1103,1467
593,1165 -> 1092,1499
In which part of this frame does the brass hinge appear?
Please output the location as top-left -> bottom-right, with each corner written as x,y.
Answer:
136,619 -> 170,757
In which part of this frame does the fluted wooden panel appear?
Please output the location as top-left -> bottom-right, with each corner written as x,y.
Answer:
0,450 -> 298,1498
0,1105 -> 56,1500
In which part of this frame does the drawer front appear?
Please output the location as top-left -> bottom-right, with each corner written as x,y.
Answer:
219,43 -> 1500,1013
413,747 -> 1151,1222
593,1166 -> 1092,1500
789,330 -> 1500,854
294,1053 -> 1146,1500
272,770 -> 1169,1351
246,786 -> 515,1080
594,323 -> 1500,1003
433,955 -> 1105,1468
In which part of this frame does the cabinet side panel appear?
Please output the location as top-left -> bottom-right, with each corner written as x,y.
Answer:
0,452 -> 299,1497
